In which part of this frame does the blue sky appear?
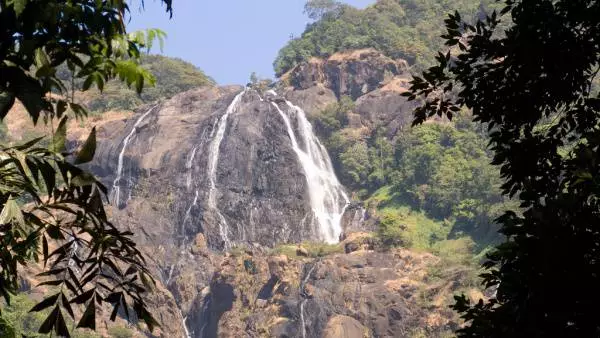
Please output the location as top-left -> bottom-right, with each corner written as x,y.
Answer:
128,0 -> 374,85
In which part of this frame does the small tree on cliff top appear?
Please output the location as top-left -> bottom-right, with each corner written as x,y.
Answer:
304,0 -> 342,20
0,0 -> 173,336
404,0 -> 600,336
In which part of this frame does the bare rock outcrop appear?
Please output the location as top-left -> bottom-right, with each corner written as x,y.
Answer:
285,48 -> 410,100
323,315 -> 367,338
194,246 -> 463,338
94,86 -> 327,251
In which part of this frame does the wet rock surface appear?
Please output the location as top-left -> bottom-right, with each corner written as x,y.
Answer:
76,48 -> 467,337
95,85 -> 326,251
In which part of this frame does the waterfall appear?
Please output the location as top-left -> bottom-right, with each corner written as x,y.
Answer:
269,92 -> 349,243
299,262 -> 318,338
181,190 -> 199,247
180,311 -> 191,338
165,264 -> 175,285
110,105 -> 157,207
186,146 -> 199,189
207,89 -> 246,250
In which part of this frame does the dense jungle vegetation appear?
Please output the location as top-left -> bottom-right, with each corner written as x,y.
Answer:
311,96 -> 511,252
274,0 -> 496,76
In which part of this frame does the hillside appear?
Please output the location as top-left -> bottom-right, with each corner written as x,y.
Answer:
274,0 -> 495,76
280,46 -> 511,249
1,55 -> 214,144
58,54 -> 215,113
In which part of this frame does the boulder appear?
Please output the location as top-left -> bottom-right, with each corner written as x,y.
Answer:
342,232 -> 379,253
323,315 -> 368,338
296,246 -> 310,257
191,232 -> 208,255
268,254 -> 289,279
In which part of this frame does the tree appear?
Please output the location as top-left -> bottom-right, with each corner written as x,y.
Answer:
0,0 -> 173,336
304,0 -> 342,21
275,0 -> 492,76
249,72 -> 259,86
404,0 -> 600,336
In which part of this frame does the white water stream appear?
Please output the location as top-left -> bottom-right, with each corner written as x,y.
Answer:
207,89 -> 246,250
299,262 -> 318,338
110,88 -> 348,248
111,105 -> 157,207
181,312 -> 191,338
269,91 -> 349,243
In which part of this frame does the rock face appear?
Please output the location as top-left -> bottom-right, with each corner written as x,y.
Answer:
90,48 -> 414,254
93,86 -> 349,251
194,242 -> 463,338
81,48 -> 431,337
285,48 -> 410,100
88,83 -> 357,336
282,49 -> 417,145
323,315 -> 368,338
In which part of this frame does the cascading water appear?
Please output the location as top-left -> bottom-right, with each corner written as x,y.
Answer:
181,190 -> 199,246
186,146 -> 199,189
110,105 -> 157,207
268,91 -> 349,243
207,89 -> 247,250
299,261 -> 318,338
180,310 -> 191,338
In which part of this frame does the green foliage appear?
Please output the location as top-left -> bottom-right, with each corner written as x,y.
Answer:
0,136 -> 157,337
0,122 -> 8,144
316,97 -> 506,245
431,237 -> 476,266
304,0 -> 343,20
391,122 -> 509,244
246,72 -> 273,93
92,55 -> 213,112
0,293 -> 101,338
340,142 -> 372,185
249,72 -> 259,86
57,55 -> 214,113
229,244 -> 249,257
272,242 -> 344,258
274,0 -> 493,76
0,293 -> 48,338
315,97 -> 399,192
0,0 -> 171,123
313,95 -> 353,135
303,242 -> 345,257
371,196 -> 452,250
107,326 -> 134,338
0,0 -> 172,336
406,0 -> 600,335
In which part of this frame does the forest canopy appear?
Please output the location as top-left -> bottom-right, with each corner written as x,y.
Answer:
274,0 -> 493,76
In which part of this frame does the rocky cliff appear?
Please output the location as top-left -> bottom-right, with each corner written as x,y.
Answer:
3,49 -> 475,337
192,234 -> 469,338
74,48 -> 445,337
93,85 -> 350,252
